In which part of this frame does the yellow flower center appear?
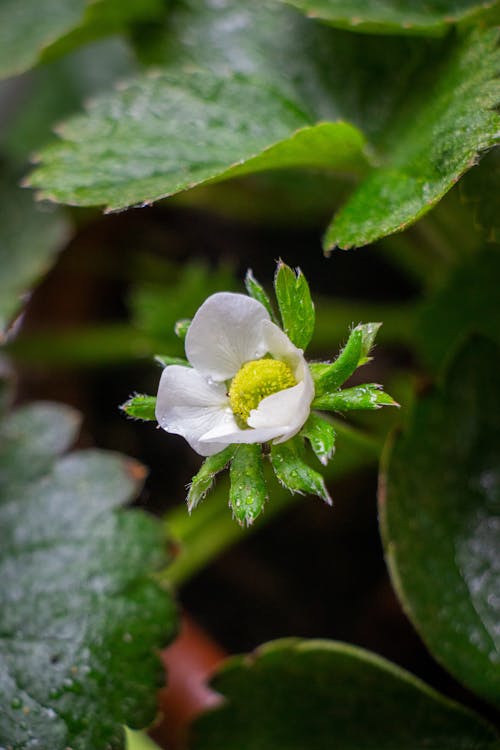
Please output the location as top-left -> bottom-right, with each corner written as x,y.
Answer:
229,358 -> 296,424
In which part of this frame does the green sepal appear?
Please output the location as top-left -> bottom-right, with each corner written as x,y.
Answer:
245,269 -> 277,323
121,394 -> 157,421
314,323 -> 382,396
300,413 -> 336,466
358,322 -> 382,364
229,444 -> 267,526
155,354 -> 190,368
187,445 -> 236,512
274,261 -> 315,351
175,318 -> 191,340
270,437 -> 331,505
313,384 -> 399,412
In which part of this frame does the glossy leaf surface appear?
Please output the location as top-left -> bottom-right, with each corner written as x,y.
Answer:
191,639 -> 500,749
283,0 -> 499,35
381,337 -> 500,705
0,401 -> 177,749
29,1 -> 500,247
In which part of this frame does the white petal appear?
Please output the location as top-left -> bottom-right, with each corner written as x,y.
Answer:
185,292 -> 270,381
261,320 -> 304,377
200,417 -> 286,447
155,365 -> 232,456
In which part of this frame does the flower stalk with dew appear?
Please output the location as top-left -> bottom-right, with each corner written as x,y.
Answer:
122,261 -> 398,526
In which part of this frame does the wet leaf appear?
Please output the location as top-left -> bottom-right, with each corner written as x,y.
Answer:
191,639 -> 500,749
0,401 -> 177,749
380,337 -> 500,706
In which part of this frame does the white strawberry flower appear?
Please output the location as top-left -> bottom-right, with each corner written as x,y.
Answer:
156,292 -> 314,456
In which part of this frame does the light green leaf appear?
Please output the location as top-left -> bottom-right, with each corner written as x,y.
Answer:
325,28 -> 500,249
229,444 -> 267,526
121,393 -> 157,421
0,171 -> 70,337
28,72 -> 367,209
187,446 -> 236,512
314,384 -> 399,411
282,0 -> 500,36
125,728 -> 163,750
191,639 -> 500,750
380,337 -> 500,706
274,261 -> 315,350
0,402 -> 177,749
245,269 -> 277,322
300,413 -> 336,465
270,437 -> 331,504
28,1 -> 500,250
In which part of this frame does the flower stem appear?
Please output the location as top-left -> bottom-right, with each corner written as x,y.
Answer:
159,420 -> 380,587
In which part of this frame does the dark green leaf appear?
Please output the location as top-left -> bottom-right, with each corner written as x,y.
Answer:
380,337 -> 500,706
282,0 -> 499,35
325,29 -> 500,249
244,269 -> 277,322
300,413 -> 336,465
121,393 -> 157,421
270,437 -> 331,504
0,171 -> 69,337
191,639 -> 500,750
313,384 -> 399,411
274,261 -> 315,350
0,402 -> 177,749
418,250 -> 500,373
460,146 -> 500,242
229,444 -> 267,526
187,445 -> 236,512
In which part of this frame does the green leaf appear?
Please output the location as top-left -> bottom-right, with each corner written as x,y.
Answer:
282,0 -> 500,36
313,384 -> 399,411
28,73 -> 366,209
0,170 -> 69,337
125,728 -> 163,750
229,444 -> 267,526
244,269 -> 277,323
0,402 -> 177,749
121,393 -> 157,421
325,28 -> 500,249
460,146 -> 500,242
417,250 -> 500,373
300,413 -> 336,465
270,437 -> 331,504
28,1 -> 500,248
0,0 -> 162,80
380,337 -> 500,706
191,639 -> 500,750
274,261 -> 315,350
187,446 -> 236,512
